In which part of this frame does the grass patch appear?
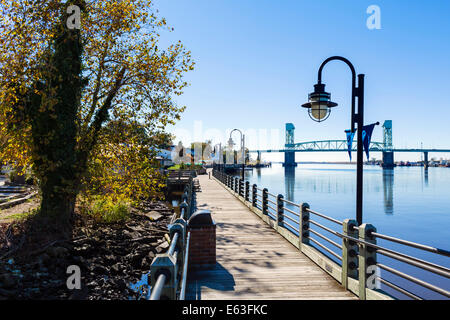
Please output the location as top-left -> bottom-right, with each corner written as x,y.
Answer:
84,196 -> 131,224
168,163 -> 203,170
1,208 -> 38,221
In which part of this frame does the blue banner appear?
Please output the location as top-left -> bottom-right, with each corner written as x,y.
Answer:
362,123 -> 377,160
345,129 -> 355,161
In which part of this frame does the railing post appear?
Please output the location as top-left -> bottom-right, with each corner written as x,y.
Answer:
262,188 -> 268,216
150,253 -> 177,299
238,178 -> 243,197
277,194 -> 284,227
358,223 -> 377,300
245,181 -> 250,202
252,184 -> 257,207
300,203 -> 310,245
179,201 -> 188,220
342,219 -> 358,290
169,221 -> 186,280
234,177 -> 239,193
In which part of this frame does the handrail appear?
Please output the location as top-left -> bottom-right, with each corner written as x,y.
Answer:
309,237 -> 342,261
211,168 -> 450,300
376,276 -> 422,300
376,249 -> 450,278
283,206 -> 300,217
309,219 -> 342,238
179,231 -> 191,300
149,273 -> 167,300
340,233 -> 450,274
306,208 -> 343,225
282,212 -> 299,225
283,220 -> 297,230
150,176 -> 195,300
370,231 -> 450,257
168,232 -> 179,256
376,263 -> 450,297
309,229 -> 342,250
281,198 -> 300,207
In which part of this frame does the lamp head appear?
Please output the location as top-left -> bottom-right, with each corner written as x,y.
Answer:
301,83 -> 338,122
228,137 -> 234,148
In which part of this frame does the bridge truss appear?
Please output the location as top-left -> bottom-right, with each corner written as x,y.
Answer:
251,140 -> 384,153
249,140 -> 450,153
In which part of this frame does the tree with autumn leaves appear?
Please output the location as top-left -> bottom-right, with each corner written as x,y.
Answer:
0,0 -> 194,224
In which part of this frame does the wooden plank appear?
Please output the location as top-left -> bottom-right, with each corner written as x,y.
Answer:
185,170 -> 358,300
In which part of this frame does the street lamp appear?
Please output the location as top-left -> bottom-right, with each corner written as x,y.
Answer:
301,56 -> 366,225
213,143 -> 222,171
229,129 -> 245,180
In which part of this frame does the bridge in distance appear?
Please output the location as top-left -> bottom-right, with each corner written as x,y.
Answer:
248,121 -> 450,168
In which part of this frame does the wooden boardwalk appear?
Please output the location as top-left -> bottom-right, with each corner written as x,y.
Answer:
185,172 -> 357,300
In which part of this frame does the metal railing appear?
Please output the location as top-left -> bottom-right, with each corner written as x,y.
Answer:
149,179 -> 194,300
212,168 -> 450,300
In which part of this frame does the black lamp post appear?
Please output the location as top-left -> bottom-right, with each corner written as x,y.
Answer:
229,129 -> 245,180
301,56 -> 366,226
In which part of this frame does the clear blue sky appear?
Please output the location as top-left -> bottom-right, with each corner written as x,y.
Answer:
155,0 -> 450,162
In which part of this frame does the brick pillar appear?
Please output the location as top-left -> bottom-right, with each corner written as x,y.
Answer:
188,210 -> 216,269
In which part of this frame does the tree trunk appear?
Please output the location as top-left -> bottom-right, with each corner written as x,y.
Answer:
39,178 -> 77,223
28,8 -> 84,224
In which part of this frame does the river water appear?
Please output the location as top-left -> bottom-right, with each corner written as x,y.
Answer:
239,163 -> 449,300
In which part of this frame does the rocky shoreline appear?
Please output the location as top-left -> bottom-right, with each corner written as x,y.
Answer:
0,200 -> 175,300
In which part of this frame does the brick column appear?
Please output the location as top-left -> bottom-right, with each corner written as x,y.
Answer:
188,210 -> 216,269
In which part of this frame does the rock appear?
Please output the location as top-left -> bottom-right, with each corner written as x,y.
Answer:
74,244 -> 92,256
104,254 -> 116,265
148,252 -> 155,260
38,253 -> 50,265
47,246 -> 69,258
93,264 -> 107,274
0,273 -> 16,289
68,286 -> 88,300
0,288 -> 16,298
123,230 -> 141,239
155,241 -> 169,253
116,278 -> 127,290
126,253 -> 143,269
144,211 -> 163,221
111,263 -> 121,274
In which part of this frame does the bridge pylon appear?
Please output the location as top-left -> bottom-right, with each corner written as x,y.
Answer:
382,120 -> 395,168
283,123 -> 297,167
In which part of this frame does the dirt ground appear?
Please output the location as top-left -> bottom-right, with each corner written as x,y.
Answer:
0,196 -> 40,222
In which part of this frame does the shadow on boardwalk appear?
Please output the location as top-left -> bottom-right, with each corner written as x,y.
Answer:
185,263 -> 235,300
185,171 -> 357,300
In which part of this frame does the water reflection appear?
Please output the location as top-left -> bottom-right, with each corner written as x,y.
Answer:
284,166 -> 295,201
255,168 -> 261,179
382,169 -> 394,215
424,168 -> 429,187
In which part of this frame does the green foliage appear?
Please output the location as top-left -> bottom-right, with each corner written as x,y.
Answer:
0,1 -> 194,222
1,208 -> 38,221
83,195 -> 131,224
7,166 -> 36,185
168,163 -> 203,170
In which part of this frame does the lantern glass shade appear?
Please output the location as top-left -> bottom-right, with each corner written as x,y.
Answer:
301,84 -> 337,122
228,138 -> 234,148
310,100 -> 331,122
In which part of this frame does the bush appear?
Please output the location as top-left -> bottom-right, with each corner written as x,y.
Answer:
84,195 -> 131,224
6,166 -> 36,185
7,168 -> 26,184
